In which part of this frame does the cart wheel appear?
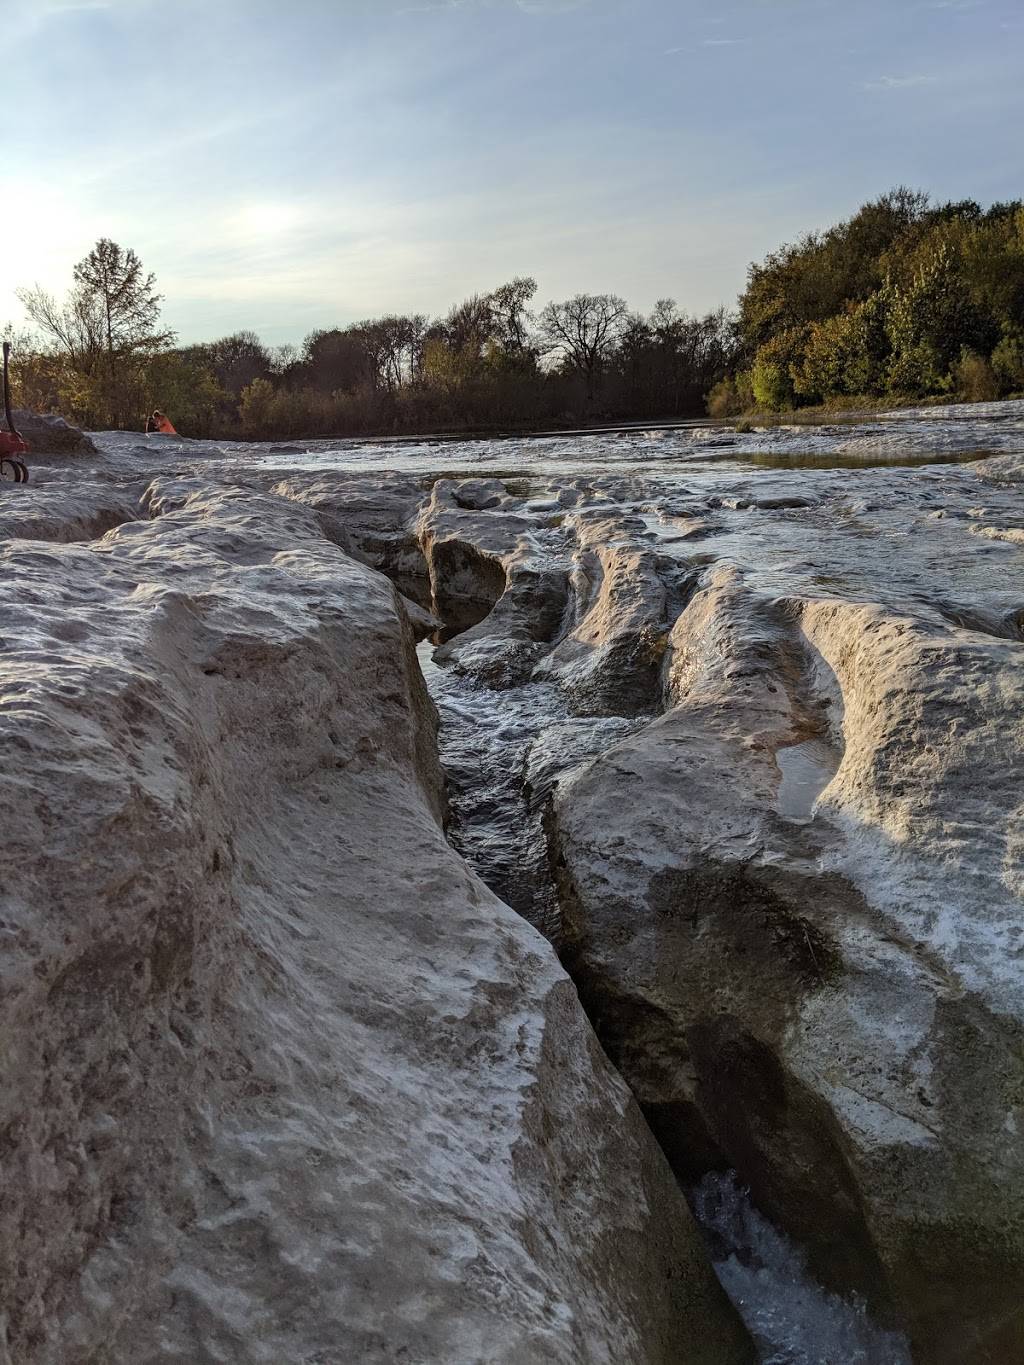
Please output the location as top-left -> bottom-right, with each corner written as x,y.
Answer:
1,458 -> 28,482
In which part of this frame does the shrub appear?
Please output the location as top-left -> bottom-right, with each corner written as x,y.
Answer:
751,360 -> 791,411
953,350 -> 1000,403
707,376 -> 745,417
750,327 -> 811,410
991,329 -> 1024,393
885,341 -> 950,397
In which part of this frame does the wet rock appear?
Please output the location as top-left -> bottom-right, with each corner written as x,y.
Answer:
398,593 -> 444,640
415,479 -> 536,635
977,450 -> 1024,485
10,409 -> 98,454
970,523 -> 1024,545
719,489 -> 818,512
550,568 -> 1024,1363
0,481 -> 752,1365
434,553 -> 570,687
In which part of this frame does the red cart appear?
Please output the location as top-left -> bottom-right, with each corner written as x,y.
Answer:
1,341 -> 29,482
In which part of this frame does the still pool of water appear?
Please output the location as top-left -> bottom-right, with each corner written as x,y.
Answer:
775,739 -> 842,822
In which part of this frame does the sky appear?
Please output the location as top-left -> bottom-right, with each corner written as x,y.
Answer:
3,0 -> 1022,346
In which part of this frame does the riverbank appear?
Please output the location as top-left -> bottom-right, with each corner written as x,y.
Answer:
724,390 -> 1024,431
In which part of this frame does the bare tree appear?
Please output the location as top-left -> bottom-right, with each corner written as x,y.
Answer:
440,295 -> 493,360
488,277 -> 537,355
537,292 -> 630,397
15,282 -> 104,375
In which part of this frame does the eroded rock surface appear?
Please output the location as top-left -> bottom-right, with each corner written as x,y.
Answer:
0,481 -> 142,543
553,572 -> 1024,1363
293,454 -> 1023,1363
0,478 -> 751,1364
4,417 -> 1022,1364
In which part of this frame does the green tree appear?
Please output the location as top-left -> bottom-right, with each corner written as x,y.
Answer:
750,326 -> 810,410
142,352 -> 227,436
795,293 -> 890,401
738,188 -> 929,356
883,243 -> 982,393
19,238 -> 173,426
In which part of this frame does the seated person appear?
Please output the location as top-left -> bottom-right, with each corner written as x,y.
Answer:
147,409 -> 177,435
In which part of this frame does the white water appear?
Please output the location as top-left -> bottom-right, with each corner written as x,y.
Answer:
693,1174 -> 911,1365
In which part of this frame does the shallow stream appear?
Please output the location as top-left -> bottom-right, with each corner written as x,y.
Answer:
92,394 -> 1024,479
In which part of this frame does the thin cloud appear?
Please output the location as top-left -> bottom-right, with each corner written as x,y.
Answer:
515,0 -> 590,11
863,74 -> 938,90
397,0 -> 589,11
38,0 -> 113,10
702,37 -> 748,46
396,0 -> 472,11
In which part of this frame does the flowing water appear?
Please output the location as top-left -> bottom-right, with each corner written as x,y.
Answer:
416,638 -> 646,940
90,395 -> 1023,479
693,1175 -> 912,1364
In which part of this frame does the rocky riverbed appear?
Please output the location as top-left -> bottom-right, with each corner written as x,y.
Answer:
1,402 -> 1022,1363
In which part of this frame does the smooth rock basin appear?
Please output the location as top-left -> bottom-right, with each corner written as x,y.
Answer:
2,400 -> 1023,1364
775,738 -> 842,822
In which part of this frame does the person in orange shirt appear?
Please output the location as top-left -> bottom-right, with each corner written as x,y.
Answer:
146,409 -> 177,435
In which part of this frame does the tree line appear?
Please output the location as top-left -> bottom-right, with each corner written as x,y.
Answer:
12,244 -> 734,437
11,192 -> 1024,439
711,188 -> 1024,415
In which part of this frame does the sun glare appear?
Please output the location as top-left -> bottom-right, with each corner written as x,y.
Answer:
230,202 -> 304,240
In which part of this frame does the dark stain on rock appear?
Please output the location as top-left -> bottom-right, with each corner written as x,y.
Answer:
647,862 -> 844,993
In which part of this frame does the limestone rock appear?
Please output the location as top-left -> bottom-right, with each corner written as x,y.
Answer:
273,471 -> 432,606
551,564 -> 1024,1364
0,481 -> 751,1365
0,481 -> 142,543
10,409 -> 98,454
451,476 -> 509,510
533,519 -> 692,716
